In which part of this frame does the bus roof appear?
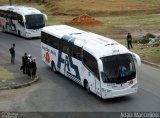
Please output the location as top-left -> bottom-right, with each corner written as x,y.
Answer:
42,25 -> 130,58
0,5 -> 42,16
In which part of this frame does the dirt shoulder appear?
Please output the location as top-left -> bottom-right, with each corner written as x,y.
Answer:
0,52 -> 38,90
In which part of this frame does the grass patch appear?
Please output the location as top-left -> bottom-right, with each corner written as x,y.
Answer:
115,39 -> 160,65
43,0 -> 160,16
0,66 -> 15,80
46,15 -> 160,65
0,0 -> 160,65
46,14 -> 160,39
1,0 -> 160,16
131,46 -> 160,65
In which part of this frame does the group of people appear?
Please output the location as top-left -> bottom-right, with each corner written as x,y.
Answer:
21,53 -> 37,79
9,43 -> 37,79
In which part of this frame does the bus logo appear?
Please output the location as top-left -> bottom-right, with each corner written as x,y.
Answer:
57,51 -> 80,80
45,51 -> 50,63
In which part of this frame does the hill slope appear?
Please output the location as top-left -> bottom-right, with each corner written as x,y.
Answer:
1,0 -> 160,16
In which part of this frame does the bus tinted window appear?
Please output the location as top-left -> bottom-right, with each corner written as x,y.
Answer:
70,44 -> 82,60
83,51 -> 99,79
41,32 -> 47,43
41,32 -> 59,49
62,40 -> 69,54
25,14 -> 45,29
17,14 -> 24,26
9,12 -> 17,20
58,39 -> 70,54
52,37 -> 59,49
101,54 -> 136,84
0,10 -> 3,17
0,10 -> 6,17
48,37 -> 53,46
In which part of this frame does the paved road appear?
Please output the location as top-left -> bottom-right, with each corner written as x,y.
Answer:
0,32 -> 160,112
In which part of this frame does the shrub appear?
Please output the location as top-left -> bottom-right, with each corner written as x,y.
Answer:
157,36 -> 160,41
138,38 -> 149,44
138,33 -> 156,44
146,33 -> 155,38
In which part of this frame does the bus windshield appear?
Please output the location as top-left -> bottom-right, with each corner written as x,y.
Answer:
25,14 -> 45,29
100,54 -> 136,84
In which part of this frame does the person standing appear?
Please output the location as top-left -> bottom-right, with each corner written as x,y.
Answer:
9,43 -> 15,64
30,58 -> 37,79
22,53 -> 28,74
27,54 -> 32,77
32,58 -> 37,78
126,33 -> 133,49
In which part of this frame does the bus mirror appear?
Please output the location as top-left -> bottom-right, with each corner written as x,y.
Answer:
132,52 -> 141,67
43,14 -> 47,20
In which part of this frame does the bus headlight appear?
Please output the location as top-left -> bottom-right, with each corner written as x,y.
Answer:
131,83 -> 138,88
26,32 -> 31,34
102,88 -> 112,93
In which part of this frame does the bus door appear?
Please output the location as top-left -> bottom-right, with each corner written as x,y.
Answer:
95,76 -> 101,97
94,61 -> 102,97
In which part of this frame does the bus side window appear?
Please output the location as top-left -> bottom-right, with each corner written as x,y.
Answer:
42,32 -> 60,49
83,50 -> 100,80
59,40 -> 69,54
10,12 -> 17,20
17,14 -> 24,26
70,44 -> 82,60
41,32 -> 47,43
48,36 -> 53,47
52,37 -> 59,49
0,10 -> 2,17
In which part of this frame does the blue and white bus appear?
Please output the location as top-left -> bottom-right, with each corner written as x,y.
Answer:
41,25 -> 141,99
0,5 -> 47,38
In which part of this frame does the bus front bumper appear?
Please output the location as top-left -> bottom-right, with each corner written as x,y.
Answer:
101,83 -> 138,99
25,32 -> 41,38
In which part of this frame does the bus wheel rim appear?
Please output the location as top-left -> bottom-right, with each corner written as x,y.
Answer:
86,82 -> 90,92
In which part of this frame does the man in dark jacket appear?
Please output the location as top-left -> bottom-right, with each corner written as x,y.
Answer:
30,58 -> 37,79
9,43 -> 15,64
126,33 -> 133,49
22,53 -> 28,74
27,54 -> 32,77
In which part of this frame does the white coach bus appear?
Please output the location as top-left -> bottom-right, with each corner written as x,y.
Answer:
0,5 -> 47,38
41,25 -> 141,99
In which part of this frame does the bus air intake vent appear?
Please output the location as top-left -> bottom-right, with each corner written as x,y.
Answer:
105,43 -> 117,46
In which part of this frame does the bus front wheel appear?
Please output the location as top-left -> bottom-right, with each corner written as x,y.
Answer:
84,80 -> 90,93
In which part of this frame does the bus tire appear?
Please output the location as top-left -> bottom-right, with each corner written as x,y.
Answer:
51,61 -> 57,73
84,80 -> 90,93
2,26 -> 5,33
18,31 -> 21,37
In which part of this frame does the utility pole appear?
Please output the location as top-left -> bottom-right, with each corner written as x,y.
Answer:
9,0 -> 12,6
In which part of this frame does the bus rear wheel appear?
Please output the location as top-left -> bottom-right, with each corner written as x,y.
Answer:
51,61 -> 57,73
2,26 -> 5,32
18,31 -> 21,37
84,80 -> 90,93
